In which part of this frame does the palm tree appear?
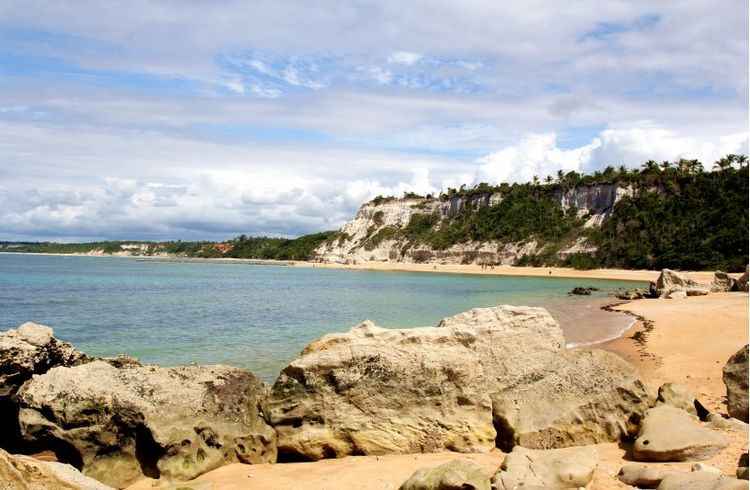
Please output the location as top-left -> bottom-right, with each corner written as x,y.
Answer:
545,175 -> 553,184
713,156 -> 733,172
641,160 -> 659,173
556,169 -> 564,183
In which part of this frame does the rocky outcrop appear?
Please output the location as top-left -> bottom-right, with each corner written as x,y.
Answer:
656,471 -> 747,490
656,383 -> 698,416
723,345 -> 748,422
632,406 -> 728,462
711,271 -> 736,292
0,447 -> 112,490
399,460 -> 491,490
267,306 -> 564,461
490,349 -> 651,450
650,269 -> 709,298
491,446 -> 597,489
267,305 -> 650,462
17,360 -> 276,488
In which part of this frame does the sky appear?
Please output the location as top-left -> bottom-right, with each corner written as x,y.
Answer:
0,1 -> 748,241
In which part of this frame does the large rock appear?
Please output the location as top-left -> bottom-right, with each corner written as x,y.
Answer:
711,271 -> 736,292
656,471 -> 747,490
734,267 -> 749,292
0,447 -> 112,490
17,360 -> 276,488
491,446 -> 597,489
657,383 -> 698,416
399,460 -> 491,490
267,306 -> 565,461
617,463 -> 679,488
722,345 -> 749,422
633,406 -> 728,462
491,349 -> 651,450
651,269 -> 706,298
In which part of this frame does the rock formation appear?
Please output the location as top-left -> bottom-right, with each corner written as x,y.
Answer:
711,271 -> 736,292
17,360 -> 276,488
632,406 -> 728,462
0,447 -> 112,490
735,267 -> 749,292
267,305 -> 650,461
656,383 -> 698,416
723,345 -> 749,422
491,446 -> 597,489
399,459 -> 491,490
650,269 -> 710,298
656,471 -> 747,490
617,464 -> 680,488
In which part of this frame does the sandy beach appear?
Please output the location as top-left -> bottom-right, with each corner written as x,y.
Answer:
127,291 -> 749,490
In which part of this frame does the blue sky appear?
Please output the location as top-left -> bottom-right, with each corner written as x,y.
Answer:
0,1 -> 747,241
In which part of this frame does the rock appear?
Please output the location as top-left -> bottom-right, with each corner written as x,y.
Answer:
666,290 -> 687,299
616,288 -> 648,300
685,287 -> 710,296
722,345 -> 749,422
706,413 -> 748,431
17,360 -> 276,488
491,349 -> 651,450
633,406 -> 728,462
692,463 -> 722,474
657,383 -> 698,416
711,271 -> 736,292
0,322 -> 89,398
399,460 -> 491,490
651,269 -> 701,298
737,453 -> 748,480
656,471 -> 747,489
267,306 -> 565,461
0,447 -> 113,490
491,446 -> 597,489
568,287 -> 598,296
734,267 -> 749,292
617,463 -> 679,488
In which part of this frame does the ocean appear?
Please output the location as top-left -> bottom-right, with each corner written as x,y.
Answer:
0,254 -> 642,381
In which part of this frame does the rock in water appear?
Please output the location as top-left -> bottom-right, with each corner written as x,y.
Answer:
657,383 -> 698,416
399,460 -> 491,490
711,271 -> 736,292
491,349 -> 651,450
0,447 -> 113,490
632,406 -> 728,462
656,471 -> 747,489
267,306 -> 565,461
491,446 -> 597,489
723,345 -> 749,422
17,360 -> 276,488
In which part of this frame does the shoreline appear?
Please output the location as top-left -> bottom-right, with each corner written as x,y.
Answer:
1,251 -> 729,283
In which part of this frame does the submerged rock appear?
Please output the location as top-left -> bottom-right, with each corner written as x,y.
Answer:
399,459 -> 491,490
632,406 -> 728,462
491,445 -> 597,489
491,349 -> 651,450
568,286 -> 598,296
722,345 -> 749,422
267,306 -> 565,461
0,447 -> 112,490
17,360 -> 276,488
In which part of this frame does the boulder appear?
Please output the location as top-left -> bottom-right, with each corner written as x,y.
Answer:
656,471 -> 747,490
617,464 -> 679,488
17,360 -> 276,488
657,383 -> 698,416
734,267 -> 749,292
651,269 -> 701,298
267,306 -> 565,461
737,453 -> 748,480
616,288 -> 648,300
722,345 -> 749,422
0,447 -> 112,490
0,322 -> 89,398
399,460 -> 491,490
685,287 -> 710,296
491,446 -> 597,489
666,290 -> 687,299
711,272 -> 736,292
633,406 -> 728,462
692,463 -> 722,474
706,413 -> 748,431
491,349 -> 651,450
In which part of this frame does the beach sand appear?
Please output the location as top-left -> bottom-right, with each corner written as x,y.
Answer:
127,291 -> 749,490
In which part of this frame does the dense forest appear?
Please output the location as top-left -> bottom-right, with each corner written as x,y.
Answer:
2,155 -> 747,271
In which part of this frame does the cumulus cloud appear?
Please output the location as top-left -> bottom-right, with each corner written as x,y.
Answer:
388,51 -> 423,65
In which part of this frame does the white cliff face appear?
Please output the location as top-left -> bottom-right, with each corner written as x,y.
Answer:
314,184 -> 635,265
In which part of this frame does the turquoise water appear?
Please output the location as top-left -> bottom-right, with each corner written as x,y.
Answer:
0,254 -> 642,381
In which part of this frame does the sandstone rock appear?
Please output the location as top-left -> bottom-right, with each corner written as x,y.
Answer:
267,306 -> 565,461
656,471 -> 747,489
706,413 -> 748,431
617,463 -> 679,488
399,459 -> 491,490
0,322 -> 89,398
722,345 -> 749,422
18,360 -> 276,488
616,288 -> 648,300
711,272 -> 736,292
0,447 -> 112,490
633,406 -> 728,462
734,267 -> 749,292
666,290 -> 687,299
657,383 -> 697,416
692,463 -> 722,474
651,269 -> 700,298
491,446 -> 597,489
491,348 -> 651,450
685,287 -> 710,296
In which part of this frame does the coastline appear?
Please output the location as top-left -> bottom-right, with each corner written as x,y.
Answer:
1,251 -> 727,283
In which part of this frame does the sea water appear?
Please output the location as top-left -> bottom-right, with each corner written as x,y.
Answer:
0,254 -> 643,381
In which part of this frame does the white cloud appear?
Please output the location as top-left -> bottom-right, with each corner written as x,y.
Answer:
388,51 -> 423,66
